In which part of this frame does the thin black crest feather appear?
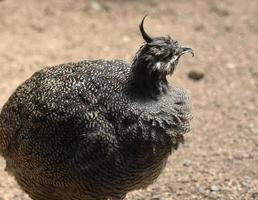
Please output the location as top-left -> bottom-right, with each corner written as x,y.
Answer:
140,16 -> 153,43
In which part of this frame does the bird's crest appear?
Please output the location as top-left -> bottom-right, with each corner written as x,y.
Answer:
140,15 -> 153,43
130,16 -> 194,98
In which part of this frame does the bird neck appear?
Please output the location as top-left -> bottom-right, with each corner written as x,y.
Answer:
128,55 -> 168,99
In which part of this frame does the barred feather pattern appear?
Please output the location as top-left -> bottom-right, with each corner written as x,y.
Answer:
0,59 -> 192,200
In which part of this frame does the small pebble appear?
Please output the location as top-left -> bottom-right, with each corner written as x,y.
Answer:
241,181 -> 250,188
241,176 -> 252,188
210,185 -> 220,192
151,193 -> 160,200
225,63 -> 236,69
191,194 -> 198,199
90,1 -> 102,11
183,160 -> 192,167
188,70 -> 204,81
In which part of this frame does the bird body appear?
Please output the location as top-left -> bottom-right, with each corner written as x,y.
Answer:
0,18 -> 193,200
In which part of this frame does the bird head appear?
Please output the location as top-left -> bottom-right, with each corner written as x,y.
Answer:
130,16 -> 194,98
136,16 -> 194,76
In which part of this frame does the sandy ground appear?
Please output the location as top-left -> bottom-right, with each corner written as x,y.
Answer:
0,0 -> 258,199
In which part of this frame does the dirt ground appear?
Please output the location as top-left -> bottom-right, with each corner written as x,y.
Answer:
0,0 -> 257,199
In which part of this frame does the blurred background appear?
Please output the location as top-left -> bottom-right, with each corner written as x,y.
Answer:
0,0 -> 257,199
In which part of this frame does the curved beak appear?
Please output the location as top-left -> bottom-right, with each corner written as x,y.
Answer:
179,47 -> 194,57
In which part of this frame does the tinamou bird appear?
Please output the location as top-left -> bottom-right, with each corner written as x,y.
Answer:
0,17 -> 193,200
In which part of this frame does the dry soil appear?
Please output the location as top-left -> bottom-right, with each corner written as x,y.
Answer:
0,0 -> 257,199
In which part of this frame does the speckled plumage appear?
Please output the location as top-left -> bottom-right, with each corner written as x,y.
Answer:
0,18 -> 193,200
